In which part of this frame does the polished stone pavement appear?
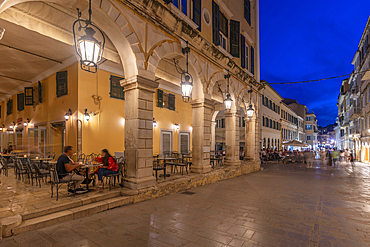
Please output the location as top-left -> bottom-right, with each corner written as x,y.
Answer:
1,160 -> 370,247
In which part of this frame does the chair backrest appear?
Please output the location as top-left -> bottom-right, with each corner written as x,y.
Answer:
50,169 -> 59,183
117,160 -> 125,176
32,162 -> 44,175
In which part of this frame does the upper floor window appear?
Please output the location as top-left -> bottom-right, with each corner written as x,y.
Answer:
170,0 -> 202,31
216,118 -> 225,128
6,99 -> 12,116
157,89 -> 176,111
241,35 -> 249,70
306,124 -> 312,130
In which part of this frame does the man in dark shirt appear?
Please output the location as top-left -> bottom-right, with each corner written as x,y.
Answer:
56,146 -> 87,194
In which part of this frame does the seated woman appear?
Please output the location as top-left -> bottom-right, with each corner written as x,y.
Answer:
94,149 -> 118,190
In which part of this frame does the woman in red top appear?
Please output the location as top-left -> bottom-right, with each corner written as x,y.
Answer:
95,149 -> 118,189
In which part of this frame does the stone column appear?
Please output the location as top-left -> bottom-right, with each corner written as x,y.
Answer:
121,76 -> 158,190
224,110 -> 240,166
244,115 -> 257,161
191,98 -> 213,173
210,121 -> 216,153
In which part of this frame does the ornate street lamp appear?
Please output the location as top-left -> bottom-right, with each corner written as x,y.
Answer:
224,73 -> 232,110
73,0 -> 105,73
9,122 -> 15,129
246,89 -> 254,118
174,42 -> 193,103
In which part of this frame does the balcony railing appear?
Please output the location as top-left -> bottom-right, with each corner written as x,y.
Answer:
348,106 -> 361,120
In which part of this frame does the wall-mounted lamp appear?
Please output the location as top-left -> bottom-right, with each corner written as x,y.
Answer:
23,118 -> 29,127
65,109 -> 72,121
9,122 -> 15,129
0,124 -> 4,131
153,118 -> 157,128
175,123 -> 180,130
84,109 -> 90,121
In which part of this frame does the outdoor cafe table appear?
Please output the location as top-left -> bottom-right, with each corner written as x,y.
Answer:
31,158 -> 53,169
157,157 -> 179,176
81,163 -> 100,191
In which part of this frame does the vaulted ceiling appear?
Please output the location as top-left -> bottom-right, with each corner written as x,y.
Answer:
0,1 -> 122,101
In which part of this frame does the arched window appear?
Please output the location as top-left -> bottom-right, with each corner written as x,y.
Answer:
263,138 -> 266,148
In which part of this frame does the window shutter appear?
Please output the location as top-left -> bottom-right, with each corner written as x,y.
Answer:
173,0 -> 179,7
110,75 -> 125,100
193,0 -> 202,31
251,46 -> 255,75
241,34 -> 245,68
7,99 -> 12,116
244,0 -> 251,25
229,20 -> 240,57
157,89 -> 164,108
56,71 -> 68,97
221,118 -> 225,128
38,81 -> 43,103
25,87 -> 34,106
212,1 -> 220,46
17,93 -> 24,112
169,94 -> 176,111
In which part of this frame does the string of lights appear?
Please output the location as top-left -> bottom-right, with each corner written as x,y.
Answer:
268,69 -> 370,85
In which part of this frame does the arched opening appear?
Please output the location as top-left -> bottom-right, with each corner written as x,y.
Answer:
0,0 -> 136,157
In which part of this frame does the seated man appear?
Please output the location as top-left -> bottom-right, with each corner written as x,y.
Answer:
56,146 -> 87,194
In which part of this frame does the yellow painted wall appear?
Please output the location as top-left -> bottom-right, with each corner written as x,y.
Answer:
0,64 -> 78,157
77,67 -> 125,156
153,89 -> 193,155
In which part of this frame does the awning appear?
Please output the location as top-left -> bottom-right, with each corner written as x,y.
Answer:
282,140 -> 309,147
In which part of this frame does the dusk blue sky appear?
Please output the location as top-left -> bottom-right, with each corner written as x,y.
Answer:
260,0 -> 370,127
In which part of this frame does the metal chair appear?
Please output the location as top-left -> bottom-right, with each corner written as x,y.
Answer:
103,160 -> 125,191
32,162 -> 51,187
153,155 -> 166,180
50,169 -> 76,201
0,159 -> 8,176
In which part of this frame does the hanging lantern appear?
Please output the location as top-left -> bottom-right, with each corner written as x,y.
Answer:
224,93 -> 233,110
246,89 -> 254,118
175,43 -> 193,103
181,72 -> 193,103
224,73 -> 233,110
73,0 -> 105,73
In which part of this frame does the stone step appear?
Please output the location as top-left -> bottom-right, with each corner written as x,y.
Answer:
12,197 -> 133,236
21,190 -> 122,221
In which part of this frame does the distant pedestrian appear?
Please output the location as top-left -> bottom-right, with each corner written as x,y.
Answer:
332,148 -> 339,167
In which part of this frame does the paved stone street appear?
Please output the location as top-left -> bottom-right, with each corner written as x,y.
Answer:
1,160 -> 370,247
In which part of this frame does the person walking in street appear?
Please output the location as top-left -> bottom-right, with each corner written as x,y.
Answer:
332,148 -> 339,167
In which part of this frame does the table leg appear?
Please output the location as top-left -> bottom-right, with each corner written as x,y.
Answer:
86,167 -> 89,191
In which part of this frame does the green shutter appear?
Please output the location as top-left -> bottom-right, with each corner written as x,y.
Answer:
56,71 -> 68,97
17,93 -> 24,112
38,81 -> 43,103
241,34 -> 246,68
7,99 -> 12,116
25,87 -> 34,106
157,89 -> 163,108
212,1 -> 220,46
230,20 -> 240,57
244,0 -> 251,25
110,75 -> 125,100
169,94 -> 175,111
